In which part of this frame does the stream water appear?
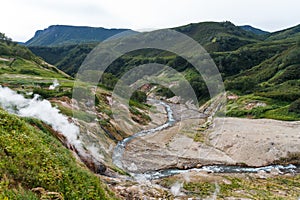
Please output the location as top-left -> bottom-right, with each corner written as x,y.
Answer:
112,99 -> 299,180
112,99 -> 176,170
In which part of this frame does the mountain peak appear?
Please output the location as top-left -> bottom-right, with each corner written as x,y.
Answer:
239,25 -> 269,35
25,25 -> 137,46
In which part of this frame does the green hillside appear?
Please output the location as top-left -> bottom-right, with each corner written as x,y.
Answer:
239,25 -> 270,35
21,22 -> 300,121
29,21 -> 263,75
1,33 -> 38,61
174,21 -> 261,52
29,43 -> 97,76
0,109 -> 116,200
267,24 -> 300,41
28,21 -> 296,77
0,33 -> 116,199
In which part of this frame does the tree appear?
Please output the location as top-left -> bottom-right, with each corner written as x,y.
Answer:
131,90 -> 147,103
289,98 -> 300,114
0,32 -> 12,42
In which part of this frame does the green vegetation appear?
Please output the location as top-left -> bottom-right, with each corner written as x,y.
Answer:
267,24 -> 300,41
130,90 -> 147,103
1,21 -> 300,197
183,182 -> 215,197
174,21 -> 260,52
26,22 -> 300,121
0,34 -> 121,198
129,106 -> 151,125
0,33 -> 34,61
30,43 -> 97,76
223,42 -> 300,120
239,25 -> 270,35
54,103 -> 96,122
289,98 -> 300,114
155,86 -> 175,98
218,176 -> 300,199
225,94 -> 300,120
0,109 -> 115,200
159,174 -> 300,199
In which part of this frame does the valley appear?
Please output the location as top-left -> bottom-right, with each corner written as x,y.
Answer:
0,21 -> 300,199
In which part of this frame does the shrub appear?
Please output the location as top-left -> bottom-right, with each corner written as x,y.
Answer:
131,90 -> 147,103
289,98 -> 300,114
0,109 -> 116,199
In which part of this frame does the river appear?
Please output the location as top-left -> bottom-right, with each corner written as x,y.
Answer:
112,99 -> 299,180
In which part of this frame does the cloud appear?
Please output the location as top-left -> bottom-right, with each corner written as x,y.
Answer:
0,0 -> 299,41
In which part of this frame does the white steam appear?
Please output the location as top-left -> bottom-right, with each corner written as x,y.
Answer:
0,86 -> 79,145
49,79 -> 60,90
211,183 -> 220,200
170,182 -> 184,196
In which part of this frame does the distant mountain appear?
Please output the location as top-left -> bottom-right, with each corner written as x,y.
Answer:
239,25 -> 269,35
25,25 -> 137,46
174,21 -> 261,52
28,21 -> 300,82
266,24 -> 300,41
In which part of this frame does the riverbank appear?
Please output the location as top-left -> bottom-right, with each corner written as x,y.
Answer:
121,116 -> 300,173
110,109 -> 300,199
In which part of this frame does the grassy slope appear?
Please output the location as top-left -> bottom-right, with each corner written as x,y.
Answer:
160,173 -> 300,199
174,21 -> 261,52
225,43 -> 300,120
22,22 -> 300,121
0,109 -> 116,200
266,24 -> 300,41
28,21 -> 261,75
0,38 -> 117,199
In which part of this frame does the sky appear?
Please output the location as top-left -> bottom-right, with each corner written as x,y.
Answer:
1,0 -> 299,42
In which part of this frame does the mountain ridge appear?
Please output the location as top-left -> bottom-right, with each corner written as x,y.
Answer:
25,25 -> 137,46
239,25 -> 270,35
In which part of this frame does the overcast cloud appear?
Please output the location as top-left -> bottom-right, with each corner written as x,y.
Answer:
1,0 -> 299,42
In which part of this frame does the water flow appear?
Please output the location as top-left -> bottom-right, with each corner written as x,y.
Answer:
112,99 -> 175,169
138,164 -> 298,180
112,97 -> 299,180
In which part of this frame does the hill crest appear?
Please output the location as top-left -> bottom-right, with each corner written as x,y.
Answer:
25,25 -> 137,46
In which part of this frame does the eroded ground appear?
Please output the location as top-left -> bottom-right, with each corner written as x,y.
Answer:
122,117 -> 300,173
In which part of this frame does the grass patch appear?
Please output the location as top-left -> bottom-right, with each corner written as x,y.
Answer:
129,106 -> 151,125
183,182 -> 215,197
225,94 -> 300,120
264,106 -> 300,121
54,103 -> 96,122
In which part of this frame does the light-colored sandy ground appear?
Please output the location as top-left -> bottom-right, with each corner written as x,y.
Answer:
0,57 -> 10,62
210,117 -> 300,166
122,117 -> 300,173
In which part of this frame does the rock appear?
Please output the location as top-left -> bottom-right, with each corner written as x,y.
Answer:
270,168 -> 282,176
167,96 -> 181,104
257,170 -> 267,179
94,161 -> 107,174
176,163 -> 184,169
223,178 -> 232,185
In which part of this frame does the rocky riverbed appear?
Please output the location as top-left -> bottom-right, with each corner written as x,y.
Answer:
121,116 -> 300,173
